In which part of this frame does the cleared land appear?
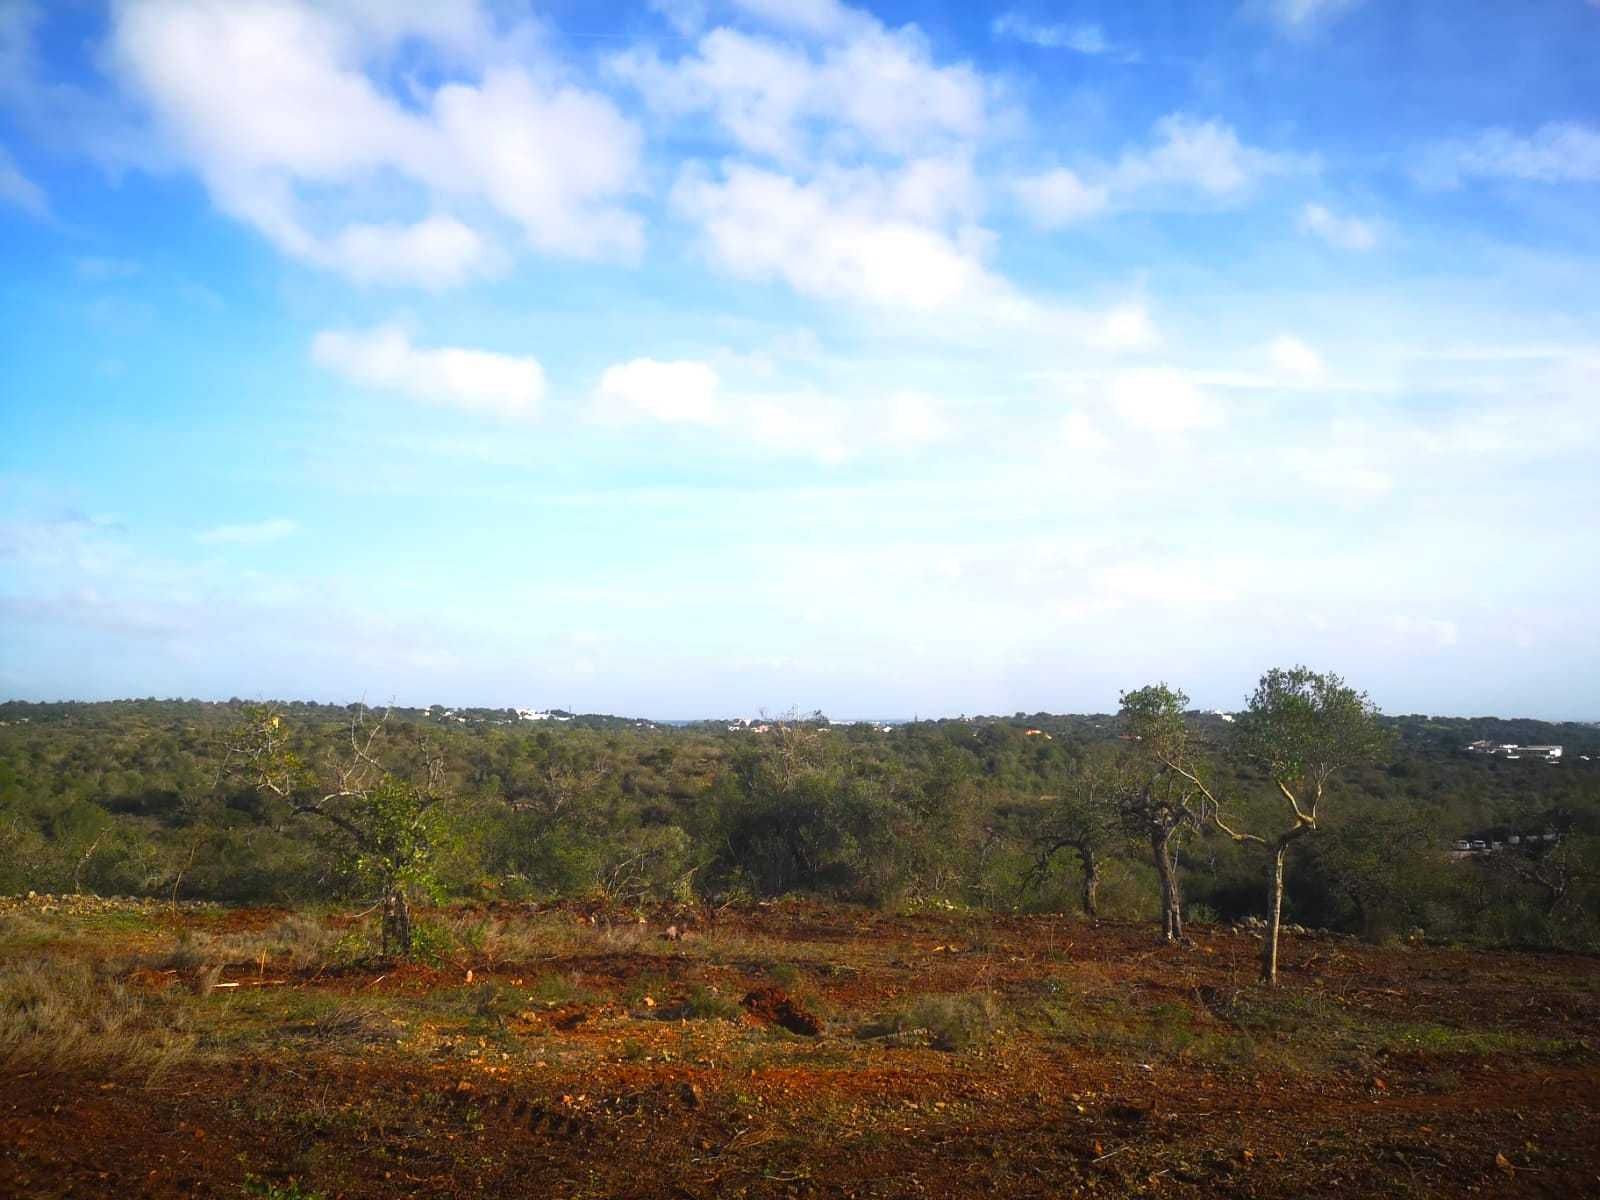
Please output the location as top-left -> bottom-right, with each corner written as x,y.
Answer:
3,896 -> 1598,1199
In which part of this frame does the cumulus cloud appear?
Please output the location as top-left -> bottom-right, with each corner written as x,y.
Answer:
103,0 -> 642,286
610,16 -> 989,163
1423,122 -> 1600,187
1108,368 -> 1225,434
1013,167 -> 1110,227
594,358 -> 722,424
1103,369 -> 1225,434
0,143 -> 46,216
673,159 -> 1001,310
1298,202 -> 1377,250
312,325 -> 545,418
1015,114 -> 1303,227
196,518 -> 297,546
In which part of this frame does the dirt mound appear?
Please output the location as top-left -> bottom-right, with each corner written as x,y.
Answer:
741,986 -> 821,1036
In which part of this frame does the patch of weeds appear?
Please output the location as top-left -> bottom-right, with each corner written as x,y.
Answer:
768,962 -> 803,989
620,1038 -> 648,1061
1375,1021 -> 1573,1057
306,1003 -> 401,1047
622,971 -> 669,1008
659,984 -> 742,1022
407,921 -> 455,966
527,971 -> 601,1006
858,992 -> 1002,1051
243,1175 -> 325,1200
331,929 -> 372,963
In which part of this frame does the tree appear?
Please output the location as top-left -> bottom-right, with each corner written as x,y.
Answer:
1226,667 -> 1389,985
227,706 -> 449,957
1117,684 -> 1213,942
1027,746 -> 1127,916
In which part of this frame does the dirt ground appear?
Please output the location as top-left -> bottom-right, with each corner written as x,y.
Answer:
3,899 -> 1598,1199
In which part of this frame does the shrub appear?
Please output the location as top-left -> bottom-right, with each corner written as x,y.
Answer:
0,958 -> 197,1079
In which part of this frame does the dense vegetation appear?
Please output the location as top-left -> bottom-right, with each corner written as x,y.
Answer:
2,697 -> 1598,950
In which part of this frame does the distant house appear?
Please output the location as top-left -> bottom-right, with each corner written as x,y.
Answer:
1466,741 -> 1563,762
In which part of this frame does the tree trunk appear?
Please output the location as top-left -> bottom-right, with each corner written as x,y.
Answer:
383,887 -> 412,958
1152,828 -> 1182,942
1080,849 -> 1101,918
1261,843 -> 1288,986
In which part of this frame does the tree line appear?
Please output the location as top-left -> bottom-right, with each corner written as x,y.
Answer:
2,673 -> 1597,970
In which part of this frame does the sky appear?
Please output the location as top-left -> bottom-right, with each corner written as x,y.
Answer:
1,0 -> 1597,720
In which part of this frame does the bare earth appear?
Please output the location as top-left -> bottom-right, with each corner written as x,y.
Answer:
3,899 -> 1597,1199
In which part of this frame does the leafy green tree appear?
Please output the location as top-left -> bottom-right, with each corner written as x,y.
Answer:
1226,667 -> 1390,985
227,706 -> 449,957
1027,745 -> 1128,916
1117,684 -> 1213,941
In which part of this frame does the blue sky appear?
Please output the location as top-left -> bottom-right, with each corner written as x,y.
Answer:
1,0 -> 1597,719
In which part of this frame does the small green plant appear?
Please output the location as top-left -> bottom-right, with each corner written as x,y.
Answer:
677,984 -> 742,1022
243,1174 -> 326,1199
407,920 -> 453,966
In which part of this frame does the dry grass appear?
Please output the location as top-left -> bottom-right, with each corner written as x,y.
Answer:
0,957 -> 198,1080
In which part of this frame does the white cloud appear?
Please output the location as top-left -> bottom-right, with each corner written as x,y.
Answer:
1425,122 -> 1600,187
0,143 -> 46,216
991,13 -> 1116,56
673,160 -> 1001,310
880,390 -> 952,449
1111,114 -> 1297,197
1013,167 -> 1110,227
1298,202 -> 1377,250
588,357 -> 952,462
1060,410 -> 1110,453
104,1 -> 642,285
1107,368 -> 1225,434
196,518 -> 297,546
430,68 -> 643,258
609,16 -> 989,163
594,358 -> 722,424
320,215 -> 499,289
1093,304 -> 1162,351
1015,114 -> 1303,227
1264,0 -> 1368,34
648,0 -> 710,36
312,325 -> 545,418
1268,334 -> 1326,380
727,0 -> 875,42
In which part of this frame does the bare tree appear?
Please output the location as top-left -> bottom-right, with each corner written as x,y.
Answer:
227,705 -> 450,957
